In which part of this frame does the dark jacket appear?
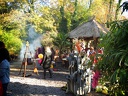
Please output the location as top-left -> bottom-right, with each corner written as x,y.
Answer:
0,59 -> 10,84
41,54 -> 51,69
0,48 -> 10,84
0,48 -> 11,62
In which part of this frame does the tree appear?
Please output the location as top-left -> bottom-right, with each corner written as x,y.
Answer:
87,0 -> 125,25
120,1 -> 128,14
1,0 -> 125,57
0,10 -> 25,54
45,0 -> 91,52
98,20 -> 128,95
97,1 -> 128,95
0,0 -> 55,54
51,32 -> 71,55
0,31 -> 22,55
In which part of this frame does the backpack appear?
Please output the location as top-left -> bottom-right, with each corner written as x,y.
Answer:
42,54 -> 51,69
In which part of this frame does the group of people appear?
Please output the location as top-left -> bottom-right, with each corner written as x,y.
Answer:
75,39 -> 103,91
87,47 -> 103,90
34,46 -> 55,79
0,41 -> 11,96
0,39 -> 103,95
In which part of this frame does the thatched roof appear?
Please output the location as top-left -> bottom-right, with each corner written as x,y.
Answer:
68,19 -> 108,39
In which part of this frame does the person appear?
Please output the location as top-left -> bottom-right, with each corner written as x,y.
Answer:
75,40 -> 82,53
50,47 -> 56,69
0,41 -> 5,48
41,47 -> 53,79
50,47 -> 55,61
0,41 -> 11,62
41,45 -> 45,55
92,69 -> 100,90
0,41 -> 10,96
34,47 -> 39,59
67,53 -> 77,72
36,46 -> 45,65
37,47 -> 42,64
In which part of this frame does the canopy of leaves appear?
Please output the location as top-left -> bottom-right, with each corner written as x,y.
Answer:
120,1 -> 128,14
0,32 -> 22,54
51,32 -> 71,54
0,0 -> 126,57
0,0 -> 56,54
98,20 -> 128,95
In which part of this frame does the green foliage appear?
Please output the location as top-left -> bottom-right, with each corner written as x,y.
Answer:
57,5 -> 69,33
51,32 -> 71,54
70,1 -> 91,30
0,32 -> 22,55
98,20 -> 128,95
0,0 -> 27,14
120,1 -> 128,14
31,6 -> 57,33
58,17 -> 68,33
41,31 -> 57,47
1,0 -> 124,61
0,9 -> 26,55
54,0 -> 91,33
70,4 -> 91,30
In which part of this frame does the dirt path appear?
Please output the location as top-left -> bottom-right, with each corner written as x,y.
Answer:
8,60 -> 71,96
7,60 -> 106,96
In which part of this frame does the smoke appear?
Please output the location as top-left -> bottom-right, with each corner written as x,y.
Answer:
20,26 -> 42,60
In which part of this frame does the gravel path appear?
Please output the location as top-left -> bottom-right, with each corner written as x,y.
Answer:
7,60 -> 71,96
7,60 -> 106,96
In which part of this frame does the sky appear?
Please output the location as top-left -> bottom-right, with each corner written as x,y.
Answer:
122,12 -> 128,18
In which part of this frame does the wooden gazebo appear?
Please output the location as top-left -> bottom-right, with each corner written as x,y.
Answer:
68,19 -> 108,50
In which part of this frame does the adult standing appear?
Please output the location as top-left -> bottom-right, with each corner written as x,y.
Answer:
36,46 -> 45,65
41,46 -> 53,79
41,45 -> 45,56
0,41 -> 10,96
0,41 -> 11,62
50,47 -> 55,61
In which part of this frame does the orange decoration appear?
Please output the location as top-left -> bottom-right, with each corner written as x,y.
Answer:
76,42 -> 81,53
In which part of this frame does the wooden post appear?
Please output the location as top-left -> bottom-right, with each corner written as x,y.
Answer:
19,41 -> 29,77
93,37 -> 98,50
23,41 -> 29,77
19,41 -> 39,77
